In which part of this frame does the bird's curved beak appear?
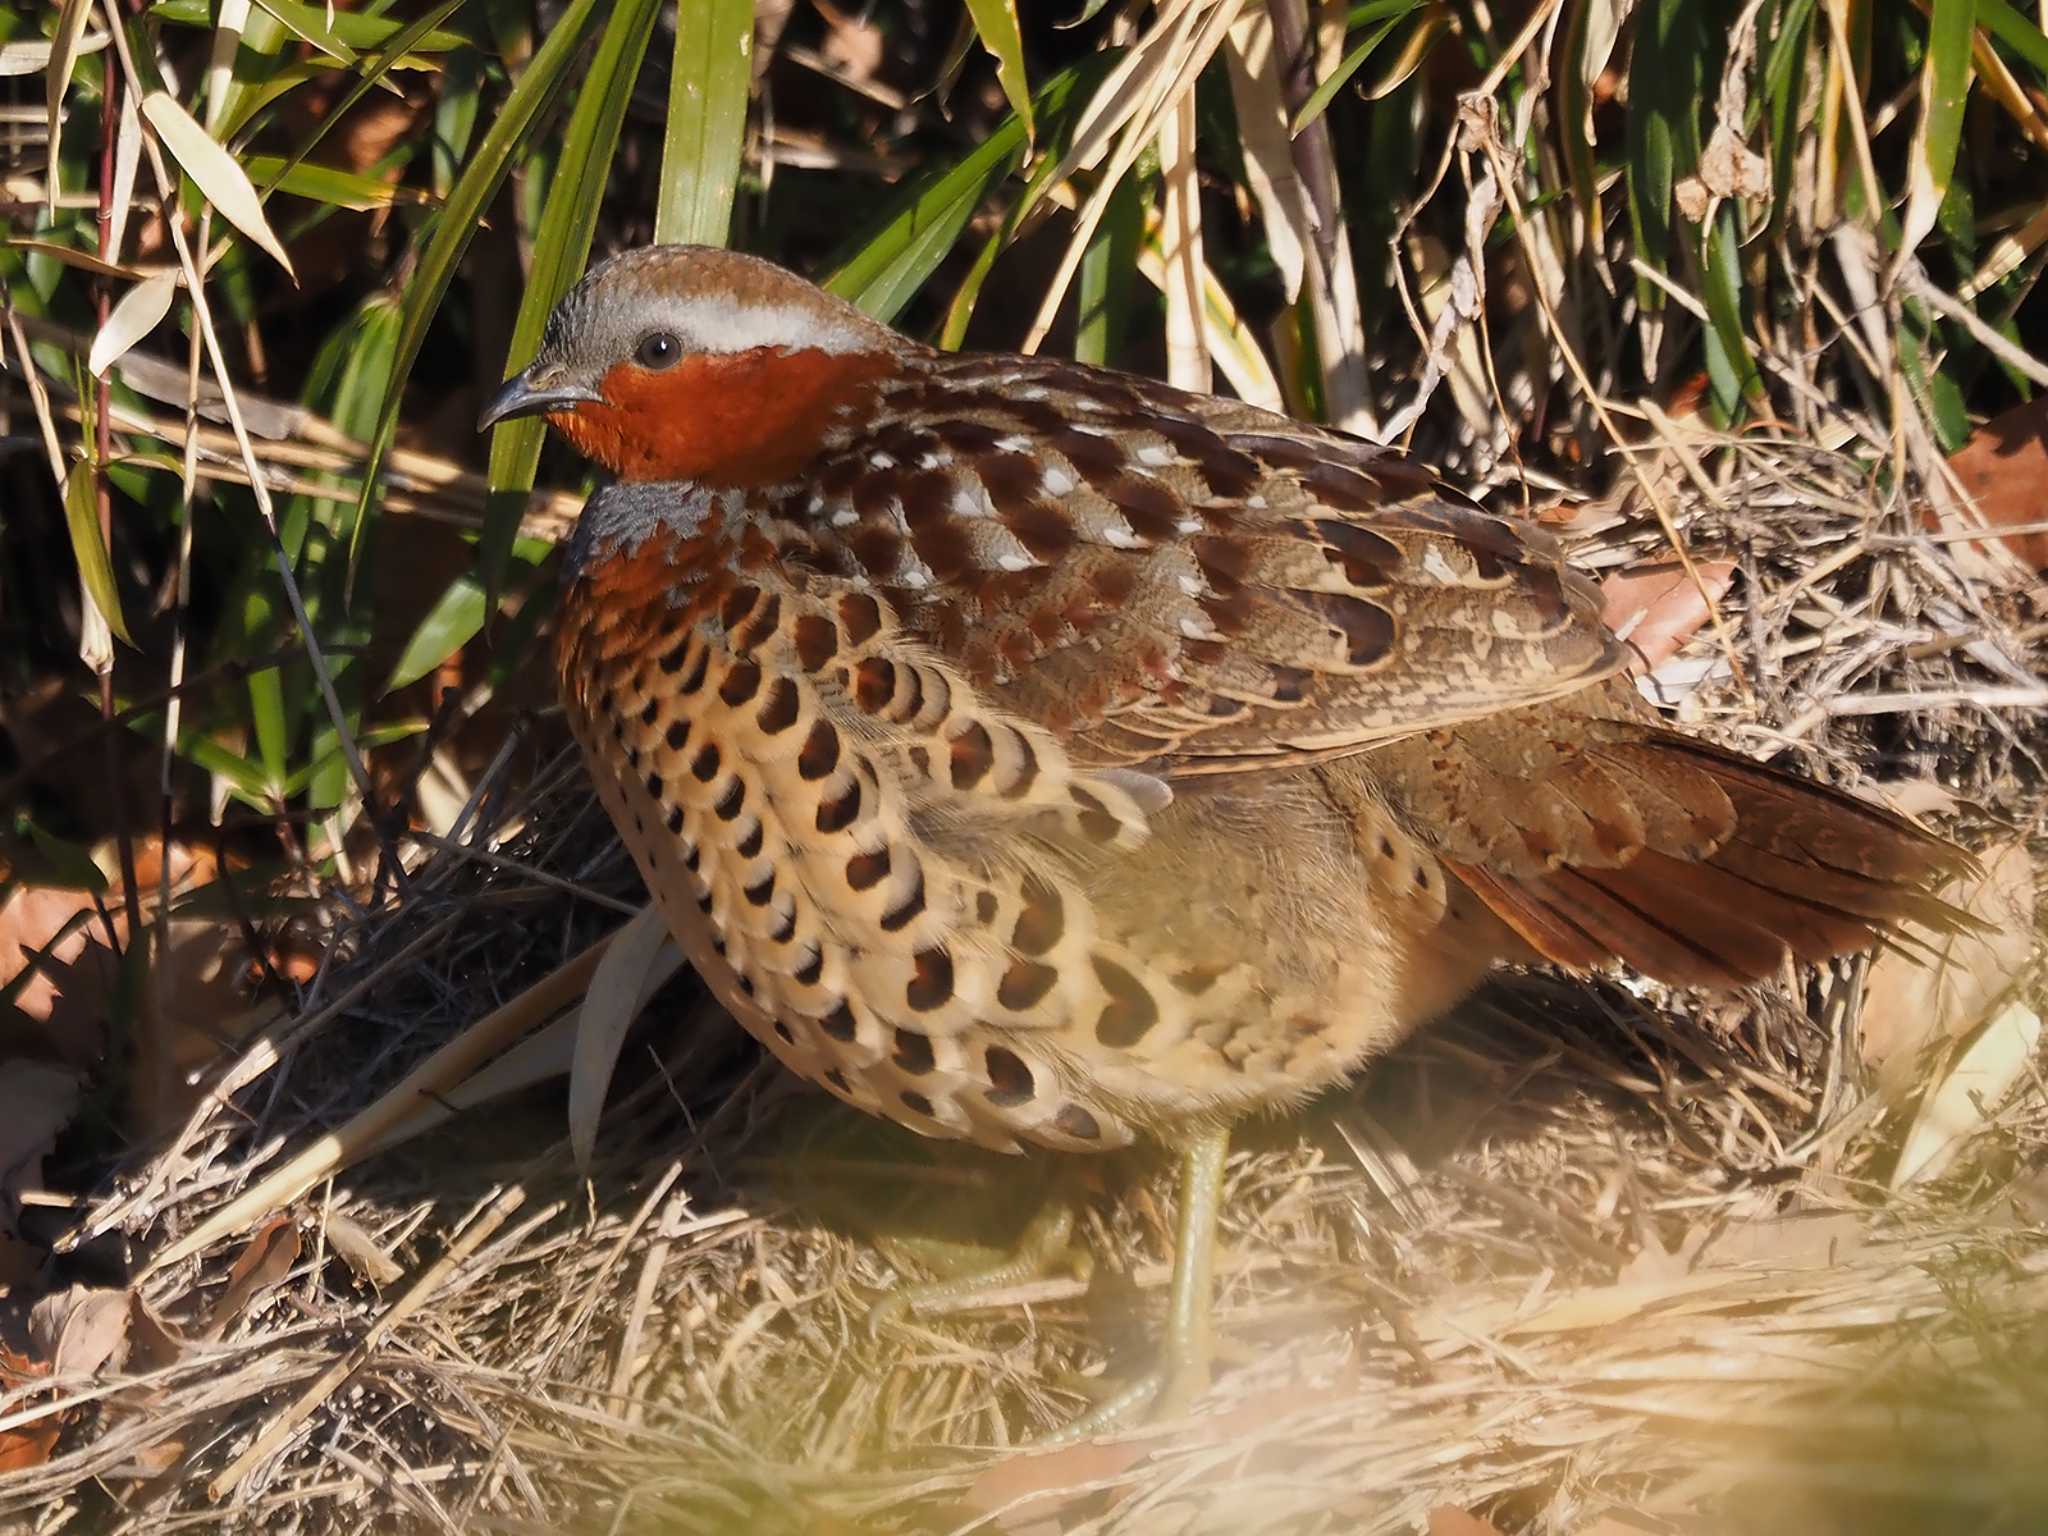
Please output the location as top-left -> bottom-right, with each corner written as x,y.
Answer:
477,368 -> 601,432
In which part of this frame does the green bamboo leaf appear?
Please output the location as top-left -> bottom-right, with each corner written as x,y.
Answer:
17,816 -> 108,893
63,461 -> 132,647
1762,0 -> 1817,230
826,54 -> 1115,325
279,721 -> 427,800
964,0 -> 1035,145
480,0 -> 664,611
938,54 -> 1123,348
655,0 -> 752,245
151,0 -> 469,53
248,0 -> 359,68
385,571 -> 485,694
349,0 -> 610,579
1290,0 -> 1421,135
1702,201 -> 1761,415
1075,171 -> 1143,365
1975,0 -> 2048,75
254,0 -> 470,197
242,155 -> 432,210
1900,0 -> 1977,255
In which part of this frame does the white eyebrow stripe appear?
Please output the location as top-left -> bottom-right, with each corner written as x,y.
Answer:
655,294 -> 876,356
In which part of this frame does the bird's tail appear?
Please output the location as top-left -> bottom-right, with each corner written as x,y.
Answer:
1448,736 -> 1976,990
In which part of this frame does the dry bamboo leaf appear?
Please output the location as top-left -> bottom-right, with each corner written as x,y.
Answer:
139,91 -> 296,278
1860,838 -> 2036,1092
1892,1002 -> 2042,1188
1222,7 -> 1309,302
1157,89 -> 1209,392
88,271 -> 179,378
571,904 -> 683,1173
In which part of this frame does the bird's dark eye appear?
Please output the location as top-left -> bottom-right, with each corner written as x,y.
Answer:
635,331 -> 681,369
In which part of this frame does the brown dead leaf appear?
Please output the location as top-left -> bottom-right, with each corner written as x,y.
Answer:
1860,839 -> 2037,1093
323,1209 -> 403,1289
28,1284 -> 131,1377
126,1291 -> 185,1372
1601,559 -> 1738,669
203,1212 -> 301,1339
1940,394 -> 2048,577
0,1341 -> 58,1471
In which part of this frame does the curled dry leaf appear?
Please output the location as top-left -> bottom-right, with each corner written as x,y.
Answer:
202,1212 -> 302,1339
1860,838 -> 2037,1093
28,1284 -> 131,1377
1600,559 -> 1738,670
323,1210 -> 404,1288
1892,1002 -> 2043,1188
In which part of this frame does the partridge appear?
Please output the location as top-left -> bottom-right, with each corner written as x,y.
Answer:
480,245 -> 1966,1431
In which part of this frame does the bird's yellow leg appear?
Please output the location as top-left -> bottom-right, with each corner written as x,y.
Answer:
1040,1123 -> 1230,1443
867,1176 -> 1092,1334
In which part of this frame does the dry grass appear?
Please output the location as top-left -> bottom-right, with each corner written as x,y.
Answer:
4,438 -> 2043,1535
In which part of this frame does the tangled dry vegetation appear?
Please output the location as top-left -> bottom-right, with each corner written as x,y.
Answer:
7,438 -> 2046,1534
5,0 -> 2048,1531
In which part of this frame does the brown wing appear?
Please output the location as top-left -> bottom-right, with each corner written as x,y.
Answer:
766,351 -> 1627,779
1361,678 -> 1975,988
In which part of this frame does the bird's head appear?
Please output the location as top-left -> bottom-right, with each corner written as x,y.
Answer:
478,245 -> 904,484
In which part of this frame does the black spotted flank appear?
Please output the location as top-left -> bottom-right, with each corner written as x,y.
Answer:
819,1001 -> 857,1041
838,592 -> 884,645
713,777 -> 745,820
900,1089 -> 935,1118
757,677 -> 800,734
815,784 -> 860,834
879,862 -> 926,932
793,614 -> 837,671
906,948 -> 953,1011
797,720 -> 839,780
792,947 -> 823,986
1012,876 -> 1063,955
665,718 -> 691,751
1091,954 -> 1159,1048
892,1028 -> 935,1075
982,1045 -> 1035,1106
1053,1103 -> 1101,1140
949,722 -> 994,790
735,820 -> 764,859
845,849 -> 890,891
997,959 -> 1058,1011
718,661 -> 761,706
720,585 -> 760,632
678,645 -> 710,695
773,1018 -> 795,1045
691,743 -> 721,782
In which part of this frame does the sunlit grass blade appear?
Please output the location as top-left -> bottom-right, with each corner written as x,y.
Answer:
965,0 -> 1035,145
937,54 -> 1124,347
1702,202 -> 1762,416
476,0 -> 663,619
1900,0 -> 1978,255
45,0 -> 102,217
1972,0 -> 2048,75
142,92 -> 297,277
1075,172 -> 1143,365
64,460 -> 132,647
150,0 -> 470,53
825,57 -> 1126,324
348,0 -> 609,581
1290,0 -> 1420,134
254,0 -> 470,197
655,0 -> 752,246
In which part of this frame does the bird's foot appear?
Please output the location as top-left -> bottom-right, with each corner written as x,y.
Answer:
866,1191 -> 1091,1336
